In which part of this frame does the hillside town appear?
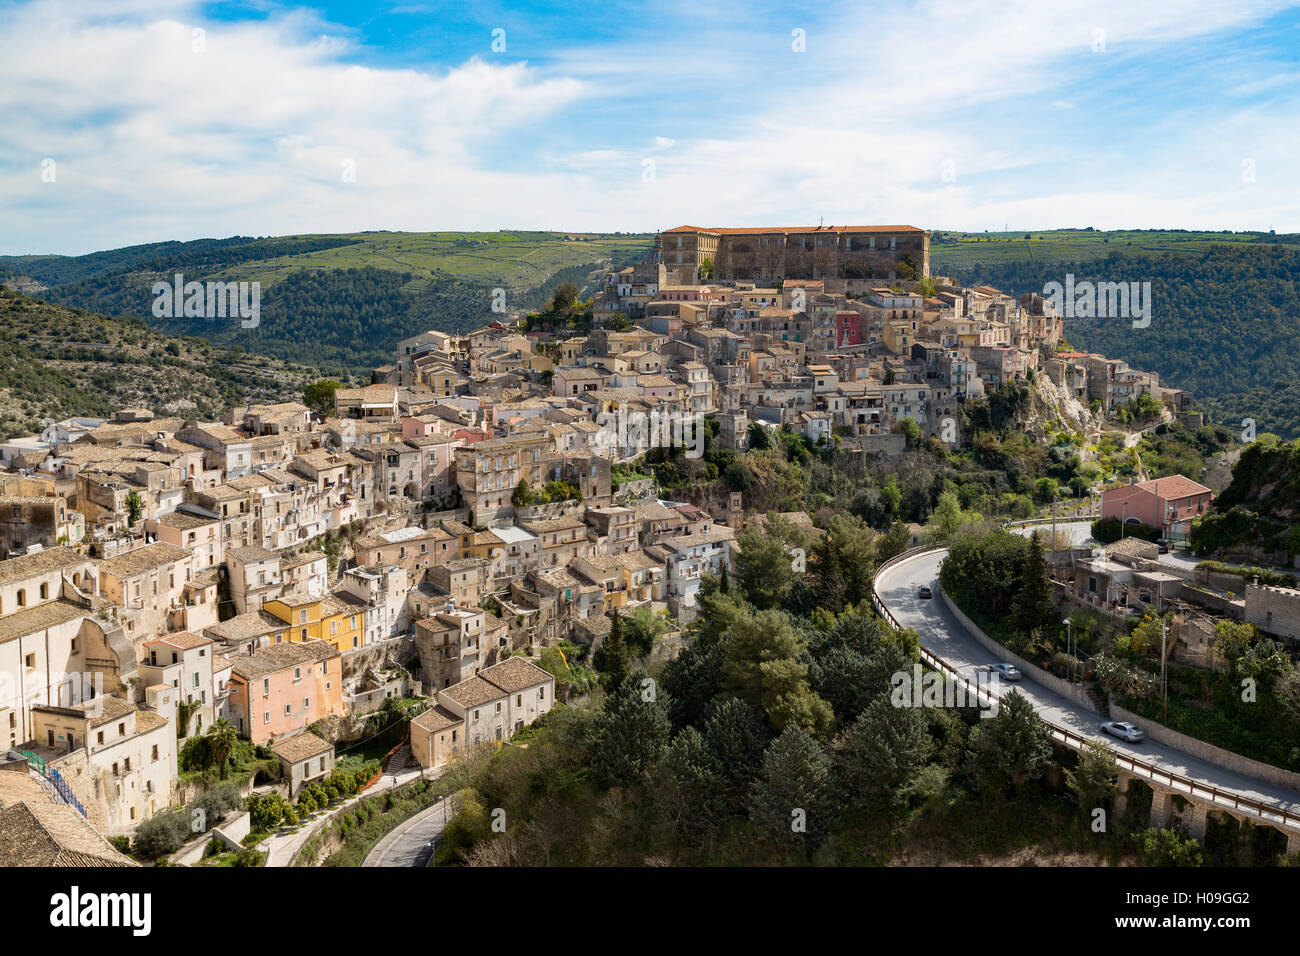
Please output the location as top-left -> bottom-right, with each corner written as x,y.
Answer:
0,223 -> 1268,864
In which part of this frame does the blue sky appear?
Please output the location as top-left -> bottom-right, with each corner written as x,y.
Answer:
3,0 -> 1300,254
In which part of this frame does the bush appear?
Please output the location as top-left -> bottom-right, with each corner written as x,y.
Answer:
1092,517 -> 1158,544
133,809 -> 192,858
191,780 -> 242,824
1135,827 -> 1203,866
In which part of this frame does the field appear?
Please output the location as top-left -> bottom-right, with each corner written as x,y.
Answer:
205,231 -> 654,294
930,228 -> 1285,273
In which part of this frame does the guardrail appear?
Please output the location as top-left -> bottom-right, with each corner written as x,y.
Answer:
871,547 -> 1300,835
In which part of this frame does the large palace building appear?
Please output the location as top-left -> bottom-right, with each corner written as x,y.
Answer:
658,224 -> 930,284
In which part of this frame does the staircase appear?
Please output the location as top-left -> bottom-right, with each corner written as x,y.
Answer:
384,743 -> 412,776
1084,686 -> 1111,720
11,749 -> 87,817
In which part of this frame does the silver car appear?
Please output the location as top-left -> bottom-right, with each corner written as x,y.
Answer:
1101,721 -> 1145,743
989,663 -> 1021,681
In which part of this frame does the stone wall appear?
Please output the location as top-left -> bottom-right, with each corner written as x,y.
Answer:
937,583 -> 1100,714
1109,702 -> 1300,793
1245,583 -> 1300,641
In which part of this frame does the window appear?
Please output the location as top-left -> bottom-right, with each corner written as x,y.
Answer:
303,697 -> 310,709
474,709 -> 480,720
539,687 -> 545,701
152,745 -> 159,761
284,704 -> 292,716
263,678 -> 270,695
299,609 -> 308,624
39,583 -> 48,600
118,722 -> 125,735
516,694 -> 522,706
97,731 -> 104,745
263,711 -> 270,724
495,702 -> 502,713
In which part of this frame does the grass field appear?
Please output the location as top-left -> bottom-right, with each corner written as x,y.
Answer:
930,228 -> 1284,273
209,230 -> 654,293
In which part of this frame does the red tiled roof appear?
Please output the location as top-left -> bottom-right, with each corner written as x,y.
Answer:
663,224 -> 925,235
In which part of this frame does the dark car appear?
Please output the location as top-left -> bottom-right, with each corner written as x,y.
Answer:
1156,539 -> 1171,554
918,586 -> 933,599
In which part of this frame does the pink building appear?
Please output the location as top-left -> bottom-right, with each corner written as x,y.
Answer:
1100,475 -> 1213,541
836,311 -> 862,347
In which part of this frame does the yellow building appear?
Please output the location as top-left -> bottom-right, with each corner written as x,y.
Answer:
263,590 -> 367,652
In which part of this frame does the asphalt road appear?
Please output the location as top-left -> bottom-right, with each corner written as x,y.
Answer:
362,796 -> 455,868
876,549 -> 1300,828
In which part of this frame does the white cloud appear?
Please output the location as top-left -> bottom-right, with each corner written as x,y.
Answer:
2,0 -> 1299,254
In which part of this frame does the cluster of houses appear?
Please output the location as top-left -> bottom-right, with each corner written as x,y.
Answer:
0,223 -> 1219,860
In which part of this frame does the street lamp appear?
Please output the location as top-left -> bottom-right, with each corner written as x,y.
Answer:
1063,617 -> 1073,681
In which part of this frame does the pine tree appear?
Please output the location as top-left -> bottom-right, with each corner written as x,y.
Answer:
600,610 -> 630,692
1009,532 -> 1054,636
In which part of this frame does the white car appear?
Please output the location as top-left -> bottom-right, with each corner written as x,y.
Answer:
988,663 -> 1021,681
1101,721 -> 1146,743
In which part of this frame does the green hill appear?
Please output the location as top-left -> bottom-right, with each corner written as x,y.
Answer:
0,231 -> 653,373
933,231 -> 1300,438
0,286 -> 321,440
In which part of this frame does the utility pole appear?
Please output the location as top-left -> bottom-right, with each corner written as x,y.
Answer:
1160,617 -> 1169,722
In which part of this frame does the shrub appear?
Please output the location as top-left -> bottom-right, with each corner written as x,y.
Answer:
133,809 -> 192,858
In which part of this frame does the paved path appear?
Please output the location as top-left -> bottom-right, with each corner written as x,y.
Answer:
876,549 -> 1300,829
363,793 -> 456,867
263,767 -> 426,867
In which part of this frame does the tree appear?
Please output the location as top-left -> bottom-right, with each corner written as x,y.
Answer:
206,719 -> 239,780
653,727 -> 722,843
1008,532 -> 1055,637
511,479 -> 534,508
624,605 -> 668,656
1136,827 -> 1203,867
1063,739 -> 1119,812
550,281 -> 580,314
1275,666 -> 1300,722
661,638 -> 724,732
747,422 -> 771,450
965,690 -> 1053,796
598,611 -> 630,691
302,379 -> 342,418
702,697 -> 771,816
133,809 -> 192,857
125,490 -> 143,527
835,694 -> 933,820
746,725 -> 831,849
928,490 -> 980,541
734,514 -> 808,610
719,607 -> 834,734
896,416 -> 921,450
591,670 -> 671,788
814,512 -> 877,609
876,520 -> 913,562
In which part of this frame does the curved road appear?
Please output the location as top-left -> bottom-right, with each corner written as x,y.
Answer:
876,548 -> 1300,829
363,795 -> 455,867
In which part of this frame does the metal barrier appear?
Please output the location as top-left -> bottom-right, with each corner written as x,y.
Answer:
871,547 -> 1300,834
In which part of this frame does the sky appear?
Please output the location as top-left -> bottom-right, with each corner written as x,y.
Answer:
3,0 -> 1300,255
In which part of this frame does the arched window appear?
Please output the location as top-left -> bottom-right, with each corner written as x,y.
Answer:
16,589 -> 26,607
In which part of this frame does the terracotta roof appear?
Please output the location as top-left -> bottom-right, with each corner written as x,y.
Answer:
663,224 -> 925,234
231,640 -> 337,680
0,547 -> 87,586
99,542 -> 191,579
411,705 -> 462,734
0,801 -> 137,867
270,731 -> 334,764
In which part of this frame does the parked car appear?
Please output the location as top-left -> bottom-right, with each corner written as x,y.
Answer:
1101,721 -> 1146,743
989,662 -> 1021,681
1156,539 -> 1171,554
917,585 -> 932,599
